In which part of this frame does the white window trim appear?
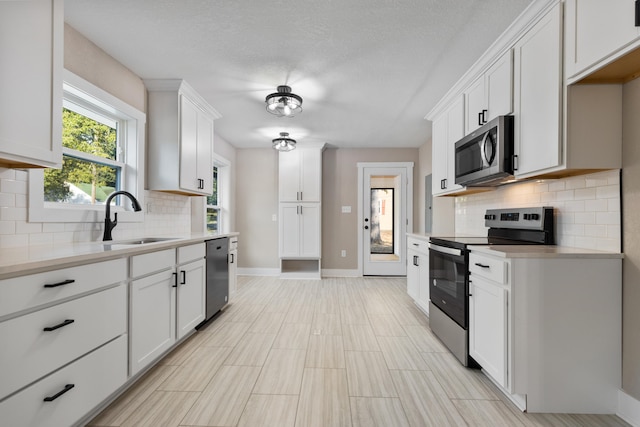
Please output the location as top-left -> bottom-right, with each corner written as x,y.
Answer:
28,69 -> 146,223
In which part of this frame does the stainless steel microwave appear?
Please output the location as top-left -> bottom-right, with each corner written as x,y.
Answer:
454,115 -> 514,187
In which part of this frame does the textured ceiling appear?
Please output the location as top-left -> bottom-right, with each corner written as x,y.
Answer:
64,0 -> 532,149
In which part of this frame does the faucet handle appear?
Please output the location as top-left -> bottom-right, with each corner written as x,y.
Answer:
113,212 -> 118,227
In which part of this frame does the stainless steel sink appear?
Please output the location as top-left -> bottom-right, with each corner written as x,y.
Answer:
102,237 -> 178,248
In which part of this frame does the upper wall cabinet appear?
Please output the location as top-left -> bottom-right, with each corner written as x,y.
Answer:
565,0 -> 640,81
0,0 -> 63,169
279,146 -> 323,202
465,50 -> 513,134
145,80 -> 221,196
512,3 -> 563,177
432,95 -> 465,196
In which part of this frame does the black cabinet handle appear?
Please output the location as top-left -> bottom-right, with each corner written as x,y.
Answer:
478,111 -> 483,126
43,319 -> 74,332
230,253 -> 235,263
43,384 -> 75,402
197,178 -> 204,189
43,279 -> 75,288
481,109 -> 488,124
413,255 -> 419,267
513,154 -> 519,171
636,0 -> 640,26
180,270 -> 186,285
172,272 -> 178,288
474,263 -> 490,269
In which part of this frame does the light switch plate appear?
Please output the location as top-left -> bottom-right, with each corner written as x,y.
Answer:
341,206 -> 351,213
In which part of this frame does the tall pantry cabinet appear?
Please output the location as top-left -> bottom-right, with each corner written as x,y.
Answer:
278,144 -> 325,278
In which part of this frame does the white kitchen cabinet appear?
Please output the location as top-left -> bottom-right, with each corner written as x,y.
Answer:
228,237 -> 238,297
176,244 -> 206,340
145,79 -> 221,196
0,0 -> 63,168
465,50 -> 513,133
431,95 -> 465,196
280,203 -> 320,259
512,3 -> 563,178
565,0 -> 640,80
406,236 -> 430,315
0,257 -> 127,426
279,146 -> 323,202
469,274 -> 507,389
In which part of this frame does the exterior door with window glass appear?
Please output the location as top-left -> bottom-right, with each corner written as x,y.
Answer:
362,166 -> 409,276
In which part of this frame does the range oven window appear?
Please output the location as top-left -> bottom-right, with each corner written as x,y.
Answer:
429,245 -> 468,328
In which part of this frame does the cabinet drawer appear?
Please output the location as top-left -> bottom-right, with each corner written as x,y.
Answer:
407,237 -> 429,255
0,285 -> 126,400
0,334 -> 127,427
469,252 -> 507,284
177,243 -> 205,264
131,248 -> 175,278
0,258 -> 126,320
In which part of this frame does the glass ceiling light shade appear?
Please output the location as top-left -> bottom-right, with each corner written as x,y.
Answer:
272,132 -> 297,151
265,85 -> 303,117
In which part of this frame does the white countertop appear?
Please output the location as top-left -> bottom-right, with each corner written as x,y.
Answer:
0,232 -> 239,279
407,233 -> 431,242
470,244 -> 624,259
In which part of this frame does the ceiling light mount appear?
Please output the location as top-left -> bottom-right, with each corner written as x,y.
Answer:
272,132 -> 297,152
265,85 -> 303,117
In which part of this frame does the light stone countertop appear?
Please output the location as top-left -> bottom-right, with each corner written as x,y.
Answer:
470,244 -> 624,259
406,233 -> 431,242
0,232 -> 239,280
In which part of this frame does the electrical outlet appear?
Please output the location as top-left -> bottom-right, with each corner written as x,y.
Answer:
272,214 -> 277,221
341,250 -> 346,257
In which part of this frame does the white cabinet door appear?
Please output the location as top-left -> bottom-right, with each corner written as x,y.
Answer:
176,259 -> 205,340
228,248 -> 238,297
513,3 -> 562,178
279,148 -> 322,202
465,50 -> 512,134
565,0 -> 640,79
0,0 -> 62,168
130,269 -> 176,375
432,95 -> 464,196
485,50 -> 513,122
469,276 -> 507,388
196,105 -> 214,194
417,252 -> 430,314
179,95 -> 199,193
279,204 -> 301,258
407,249 -> 420,301
299,203 -> 320,258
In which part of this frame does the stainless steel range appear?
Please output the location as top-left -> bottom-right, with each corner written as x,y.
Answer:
428,206 -> 554,366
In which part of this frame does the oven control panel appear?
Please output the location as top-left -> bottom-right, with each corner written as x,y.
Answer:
484,207 -> 553,230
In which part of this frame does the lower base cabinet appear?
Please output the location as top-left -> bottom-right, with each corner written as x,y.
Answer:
0,335 -> 127,427
407,236 -> 430,314
176,258 -> 205,340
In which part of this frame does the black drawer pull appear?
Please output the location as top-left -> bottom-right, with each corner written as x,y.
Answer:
172,272 -> 178,288
43,384 -> 75,402
180,270 -> 186,285
474,263 -> 490,269
43,279 -> 75,288
43,319 -> 75,332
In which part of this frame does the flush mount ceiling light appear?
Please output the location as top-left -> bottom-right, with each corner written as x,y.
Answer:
272,132 -> 297,152
265,85 -> 303,117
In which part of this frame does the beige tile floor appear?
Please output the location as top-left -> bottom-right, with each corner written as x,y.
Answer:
88,276 -> 631,427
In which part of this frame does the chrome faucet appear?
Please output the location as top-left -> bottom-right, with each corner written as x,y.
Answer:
103,191 -> 142,241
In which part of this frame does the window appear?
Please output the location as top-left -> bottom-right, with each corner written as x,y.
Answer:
206,166 -> 220,233
29,69 -> 145,223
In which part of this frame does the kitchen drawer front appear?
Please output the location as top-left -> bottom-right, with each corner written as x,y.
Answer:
0,258 -> 126,320
0,334 -> 127,427
407,236 -> 429,255
0,285 -> 126,400
177,243 -> 205,265
469,252 -> 507,284
131,248 -> 175,278
229,237 -> 238,251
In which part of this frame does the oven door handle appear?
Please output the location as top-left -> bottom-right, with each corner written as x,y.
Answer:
428,243 -> 463,257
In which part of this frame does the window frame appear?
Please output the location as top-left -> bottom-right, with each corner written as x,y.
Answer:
205,154 -> 230,234
28,69 -> 146,223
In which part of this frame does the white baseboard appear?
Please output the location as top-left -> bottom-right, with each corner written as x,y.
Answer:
237,268 -> 280,276
321,269 -> 360,277
618,390 -> 640,426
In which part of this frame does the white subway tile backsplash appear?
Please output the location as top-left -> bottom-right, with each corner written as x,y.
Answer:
0,179 -> 27,194
0,221 -> 16,235
0,193 -> 15,207
0,168 -> 15,180
0,207 -> 27,221
455,170 -> 621,252
15,221 -> 43,234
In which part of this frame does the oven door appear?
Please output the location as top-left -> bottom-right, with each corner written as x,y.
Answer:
429,243 -> 468,328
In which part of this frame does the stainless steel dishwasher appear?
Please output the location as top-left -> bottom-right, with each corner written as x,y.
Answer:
204,237 -> 229,321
